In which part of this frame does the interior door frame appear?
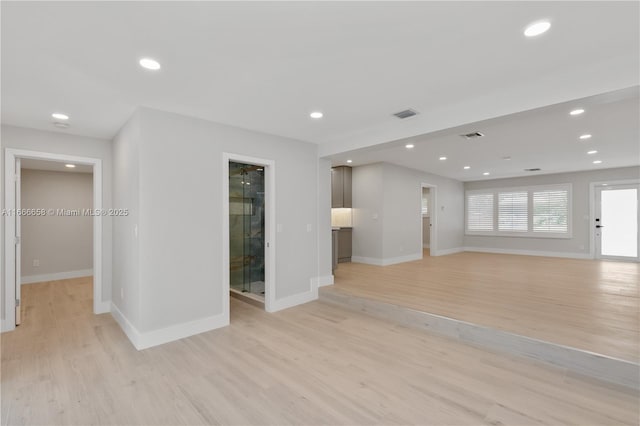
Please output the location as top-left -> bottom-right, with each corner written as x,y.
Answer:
420,182 -> 438,256
589,178 -> 640,261
3,148 -> 104,332
222,153 -> 276,317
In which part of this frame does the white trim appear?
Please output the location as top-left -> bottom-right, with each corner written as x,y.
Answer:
316,275 -> 334,287
431,247 -> 465,256
222,153 -> 276,316
111,302 -> 227,350
268,286 -> 318,313
464,246 -> 591,259
3,148 -> 104,333
21,269 -> 93,284
589,179 -> 640,261
353,252 -> 422,266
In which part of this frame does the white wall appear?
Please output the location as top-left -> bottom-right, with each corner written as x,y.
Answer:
111,113 -> 141,327
21,169 -> 93,278
111,107 -> 323,344
317,158 -> 333,284
464,166 -> 640,256
352,162 -> 464,264
1,125 -> 113,319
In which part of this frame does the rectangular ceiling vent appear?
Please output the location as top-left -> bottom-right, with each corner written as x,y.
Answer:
524,168 -> 541,172
393,109 -> 418,119
460,131 -> 484,139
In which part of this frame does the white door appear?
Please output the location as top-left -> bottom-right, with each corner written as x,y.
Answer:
595,183 -> 640,261
15,158 -> 22,325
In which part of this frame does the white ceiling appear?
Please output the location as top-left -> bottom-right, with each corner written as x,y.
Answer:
2,1 -> 638,161
329,87 -> 640,181
21,159 -> 93,174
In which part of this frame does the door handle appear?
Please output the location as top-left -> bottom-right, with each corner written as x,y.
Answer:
596,225 -> 604,228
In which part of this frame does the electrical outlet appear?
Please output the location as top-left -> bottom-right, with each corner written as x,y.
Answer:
32,259 -> 40,267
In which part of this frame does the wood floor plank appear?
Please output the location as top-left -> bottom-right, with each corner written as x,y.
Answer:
1,277 -> 638,425
332,250 -> 640,361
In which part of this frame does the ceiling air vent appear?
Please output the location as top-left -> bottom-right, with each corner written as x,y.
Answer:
460,131 -> 484,139
524,168 -> 541,172
393,109 -> 418,119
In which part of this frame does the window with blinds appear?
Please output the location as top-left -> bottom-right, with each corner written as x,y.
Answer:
466,184 -> 571,238
467,193 -> 494,231
422,194 -> 429,216
533,189 -> 569,234
498,191 -> 528,232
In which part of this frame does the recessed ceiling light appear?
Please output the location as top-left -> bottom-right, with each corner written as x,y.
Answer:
593,160 -> 602,164
139,57 -> 161,70
346,159 -> 353,164
439,156 -> 447,161
52,113 -> 69,120
310,111 -> 323,119
463,166 -> 471,170
602,183 -> 608,186
587,150 -> 598,155
65,164 -> 76,168
405,144 -> 414,149
502,156 -> 512,161
483,172 -> 490,176
569,109 -> 585,116
524,20 -> 551,37
579,134 -> 592,140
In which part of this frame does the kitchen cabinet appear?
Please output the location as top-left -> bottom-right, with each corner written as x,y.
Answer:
338,228 -> 352,263
331,166 -> 352,208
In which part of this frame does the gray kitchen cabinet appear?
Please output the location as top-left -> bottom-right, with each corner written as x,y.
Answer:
331,166 -> 352,208
338,228 -> 352,263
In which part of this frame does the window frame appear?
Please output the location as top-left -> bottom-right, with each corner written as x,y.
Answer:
465,183 -> 572,239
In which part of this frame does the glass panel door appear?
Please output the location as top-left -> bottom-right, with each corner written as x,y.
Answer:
596,184 -> 639,261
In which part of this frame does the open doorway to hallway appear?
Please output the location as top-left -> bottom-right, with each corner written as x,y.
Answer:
421,183 -> 437,256
18,159 -> 94,328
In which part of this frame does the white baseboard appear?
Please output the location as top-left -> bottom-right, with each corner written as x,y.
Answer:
21,269 -> 93,284
353,252 -> 422,266
94,300 -> 111,314
111,302 -> 229,350
432,247 -> 465,256
463,246 -> 592,260
422,243 -> 430,248
1,319 -> 15,333
268,285 -> 318,313
316,275 -> 334,287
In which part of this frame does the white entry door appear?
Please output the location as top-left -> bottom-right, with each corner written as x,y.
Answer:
595,183 -> 639,261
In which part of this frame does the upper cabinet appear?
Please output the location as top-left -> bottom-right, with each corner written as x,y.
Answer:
331,166 -> 352,208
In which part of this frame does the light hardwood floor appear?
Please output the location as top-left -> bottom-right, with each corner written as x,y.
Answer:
332,250 -> 640,361
2,278 -> 638,425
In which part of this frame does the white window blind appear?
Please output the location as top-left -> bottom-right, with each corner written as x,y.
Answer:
467,193 -> 494,231
498,191 -> 528,232
533,189 -> 568,233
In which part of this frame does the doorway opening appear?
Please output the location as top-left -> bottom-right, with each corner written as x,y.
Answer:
420,183 -> 437,257
222,153 -> 275,317
229,161 -> 265,301
594,182 -> 639,262
3,149 -> 104,333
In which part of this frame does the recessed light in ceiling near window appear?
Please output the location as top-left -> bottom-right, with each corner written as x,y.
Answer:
483,172 -> 490,176
587,150 -> 598,155
346,160 -> 353,164
52,113 -> 69,120
310,111 -> 323,119
593,160 -> 602,164
65,164 -> 76,168
524,20 -> 551,37
579,134 -> 592,140
405,144 -> 414,149
569,108 -> 585,116
439,156 -> 447,161
463,166 -> 471,170
139,57 -> 161,70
